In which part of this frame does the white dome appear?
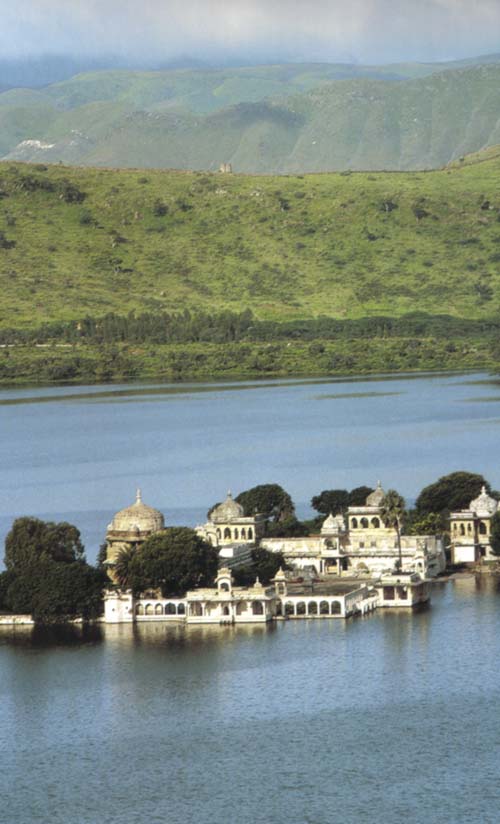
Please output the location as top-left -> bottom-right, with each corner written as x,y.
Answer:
108,489 -> 165,534
366,481 -> 385,507
321,513 -> 345,533
469,486 -> 498,517
210,491 -> 245,523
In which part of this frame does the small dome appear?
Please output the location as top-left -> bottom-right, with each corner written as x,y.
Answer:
321,513 -> 344,533
469,486 -> 498,516
211,491 -> 244,523
366,481 -> 385,507
109,489 -> 165,534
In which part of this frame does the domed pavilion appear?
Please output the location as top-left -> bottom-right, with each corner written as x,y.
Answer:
196,491 -> 266,550
105,489 -> 165,582
450,486 -> 499,564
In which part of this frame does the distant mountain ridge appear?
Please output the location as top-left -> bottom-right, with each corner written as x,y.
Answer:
2,56 -> 500,172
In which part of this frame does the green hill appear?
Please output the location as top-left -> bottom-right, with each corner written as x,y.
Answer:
1,153 -> 500,383
3,59 -> 500,172
1,153 -> 500,328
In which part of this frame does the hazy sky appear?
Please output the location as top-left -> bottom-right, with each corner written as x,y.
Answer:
3,0 -> 500,65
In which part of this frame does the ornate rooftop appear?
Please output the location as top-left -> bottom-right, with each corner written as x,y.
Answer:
108,489 -> 165,534
469,486 -> 498,517
366,481 -> 386,507
210,491 -> 245,523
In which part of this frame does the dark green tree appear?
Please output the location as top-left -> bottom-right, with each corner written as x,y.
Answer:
3,517 -> 105,622
235,484 -> 295,522
96,543 -> 108,571
415,472 -> 491,517
5,517 -> 85,571
265,516 -> 310,538
0,570 -> 16,610
127,527 -> 218,596
311,489 -> 349,516
29,560 -> 104,623
233,548 -> 289,586
348,486 -> 374,506
490,512 -> 500,557
380,490 -> 406,571
113,546 -> 136,588
405,511 -> 447,536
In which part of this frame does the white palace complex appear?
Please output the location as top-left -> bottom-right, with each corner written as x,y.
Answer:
103,482 -> 449,625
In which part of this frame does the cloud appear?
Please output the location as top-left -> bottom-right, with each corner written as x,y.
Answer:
2,0 -> 500,64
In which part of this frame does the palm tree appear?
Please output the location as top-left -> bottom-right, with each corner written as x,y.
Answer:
113,545 -> 136,588
380,490 -> 406,572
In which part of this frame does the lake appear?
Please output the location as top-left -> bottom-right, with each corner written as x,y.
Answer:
1,576 -> 499,824
1,370 -> 500,563
1,370 -> 500,823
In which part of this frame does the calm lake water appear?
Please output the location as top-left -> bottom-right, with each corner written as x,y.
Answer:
1,370 -> 500,563
1,371 -> 500,823
1,576 -> 499,824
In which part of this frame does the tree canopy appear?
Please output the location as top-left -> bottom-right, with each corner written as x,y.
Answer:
235,484 -> 295,522
265,516 -> 310,538
127,527 -> 218,596
348,486 -> 375,506
490,512 -> 500,557
4,517 -> 85,571
232,548 -> 288,587
415,472 -> 491,516
2,517 -> 104,622
311,486 -> 374,515
311,489 -> 349,516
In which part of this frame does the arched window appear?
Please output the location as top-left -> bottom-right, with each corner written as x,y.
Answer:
331,601 -> 341,615
360,518 -> 369,529
351,518 -> 358,529
166,602 -> 176,615
297,601 -> 306,615
252,601 -> 264,615
216,528 -> 221,539
222,605 -> 230,616
459,524 -> 465,536
177,603 -> 185,615
220,582 -> 230,592
234,528 -> 239,540
190,602 -> 202,616
371,517 -> 380,528
241,528 -> 246,539
452,523 -> 457,532
155,603 -> 163,615
467,523 -> 472,534
248,527 -> 253,539
479,521 -> 487,535
145,603 -> 154,615
285,601 -> 295,616
223,527 -> 231,539
236,602 -> 246,615
308,601 -> 318,615
136,604 -> 144,615
320,600 -> 329,615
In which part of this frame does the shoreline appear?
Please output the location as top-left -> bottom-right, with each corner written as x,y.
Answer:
0,349 -> 496,391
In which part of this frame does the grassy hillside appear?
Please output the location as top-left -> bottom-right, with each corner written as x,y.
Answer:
3,60 -> 500,172
1,155 -> 500,333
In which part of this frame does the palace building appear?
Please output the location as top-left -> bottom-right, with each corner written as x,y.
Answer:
261,482 -> 446,578
195,491 -> 266,566
449,486 -> 499,564
102,481 -> 442,625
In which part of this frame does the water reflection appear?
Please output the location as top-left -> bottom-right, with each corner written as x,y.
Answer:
1,581 -> 500,824
0,623 -> 104,648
